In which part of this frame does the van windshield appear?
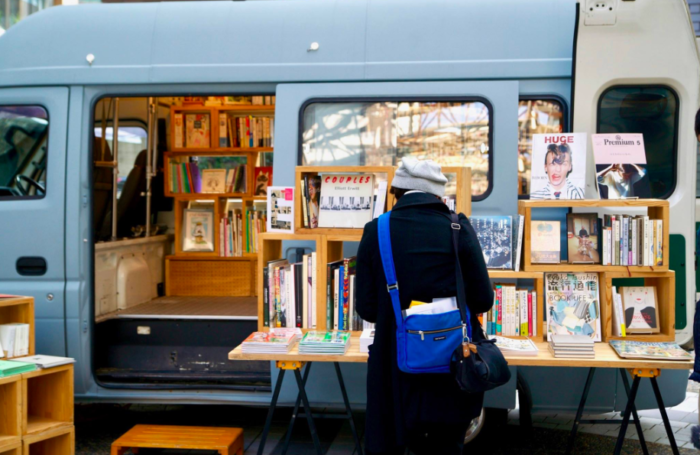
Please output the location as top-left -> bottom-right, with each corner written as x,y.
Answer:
0,105 -> 49,197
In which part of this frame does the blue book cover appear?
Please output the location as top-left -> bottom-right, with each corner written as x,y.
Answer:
471,216 -> 513,269
338,265 -> 344,331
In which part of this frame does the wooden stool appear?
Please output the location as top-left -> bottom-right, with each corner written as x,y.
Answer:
111,424 -> 243,455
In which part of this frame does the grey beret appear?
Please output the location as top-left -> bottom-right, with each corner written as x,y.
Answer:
391,157 -> 448,197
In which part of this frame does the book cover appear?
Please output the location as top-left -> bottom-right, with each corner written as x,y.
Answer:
532,291 -> 537,337
326,259 -> 343,330
621,286 -> 659,333
334,267 -> 341,330
295,263 -> 304,328
182,209 -> 214,252
267,187 -> 294,233
566,213 -> 600,264
279,267 -> 288,327
471,216 -> 513,269
655,220 -> 663,265
267,259 -> 288,328
307,176 -> 321,228
302,255 -> 309,329
529,133 -> 587,200
496,285 -> 502,335
311,252 -> 317,329
318,174 -> 374,228
185,113 -> 210,148
201,169 -> 227,194
254,167 -> 272,196
300,180 -> 309,228
263,264 -> 270,327
531,220 -> 561,264
174,113 -> 184,149
219,113 -> 228,147
592,133 -> 651,199
490,336 -> 539,356
514,214 -> 524,272
609,340 -> 691,361
545,273 -> 601,342
342,257 -> 357,331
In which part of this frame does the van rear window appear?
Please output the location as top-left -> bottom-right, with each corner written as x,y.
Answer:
0,105 -> 49,199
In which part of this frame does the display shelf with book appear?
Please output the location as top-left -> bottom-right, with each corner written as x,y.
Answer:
0,441 -> 19,455
486,272 -> 544,341
0,375 -> 20,451
21,364 -> 73,437
0,296 -> 35,361
164,152 -> 251,198
519,199 -> 669,272
21,425 -> 74,455
602,271 -> 675,342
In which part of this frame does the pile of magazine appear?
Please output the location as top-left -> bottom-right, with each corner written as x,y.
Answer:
241,328 -> 302,354
299,331 -> 351,355
609,340 -> 692,361
490,335 -> 539,357
548,334 -> 594,358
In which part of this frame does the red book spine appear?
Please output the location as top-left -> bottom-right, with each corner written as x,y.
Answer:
527,292 -> 533,338
496,286 -> 502,336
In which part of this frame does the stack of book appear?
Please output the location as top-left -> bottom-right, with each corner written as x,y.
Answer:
0,359 -> 36,378
601,215 -> 663,266
221,114 -> 274,148
548,334 -> 595,358
241,328 -> 301,354
12,355 -> 75,369
219,208 -> 266,257
299,331 -> 351,355
0,323 -> 30,358
490,335 -> 539,357
360,328 -> 375,353
482,284 -> 536,337
168,159 -> 246,194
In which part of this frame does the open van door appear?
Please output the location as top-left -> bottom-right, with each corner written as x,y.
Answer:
0,87 -> 68,356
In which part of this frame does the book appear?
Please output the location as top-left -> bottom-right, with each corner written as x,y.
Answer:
373,181 -> 388,219
182,209 -> 215,252
12,355 -> 75,369
514,214 -> 524,272
620,286 -> 659,333
342,257 -> 357,331
299,331 -> 351,354
0,359 -> 36,378
254,167 -> 272,196
335,266 -> 343,330
0,323 -> 29,357
294,263 -> 304,328
609,340 -> 691,361
267,187 -> 294,233
300,181 -> 309,228
173,113 -> 184,148
471,216 -> 513,269
566,213 -> 600,264
263,266 -> 270,327
490,336 -> 539,356
311,252 -> 317,329
360,328 -> 375,353
592,134 -> 651,199
611,286 -> 627,337
267,259 -> 288,328
201,169 -> 227,193
531,221 -> 561,264
241,328 -> 302,354
307,176 -> 321,228
185,113 -> 210,148
326,260 -> 343,330
529,133 -> 587,199
302,254 -> 309,329
218,113 -> 228,147
318,174 -> 374,228
545,273 -> 601,342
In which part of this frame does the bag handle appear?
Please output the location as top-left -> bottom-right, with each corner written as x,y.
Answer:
449,212 -> 472,342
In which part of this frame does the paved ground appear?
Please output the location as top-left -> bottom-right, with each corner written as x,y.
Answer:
75,400 -> 699,454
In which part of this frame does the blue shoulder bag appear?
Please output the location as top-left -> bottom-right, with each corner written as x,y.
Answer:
378,211 -> 511,392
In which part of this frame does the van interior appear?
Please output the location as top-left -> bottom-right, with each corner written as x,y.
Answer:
92,96 -> 273,390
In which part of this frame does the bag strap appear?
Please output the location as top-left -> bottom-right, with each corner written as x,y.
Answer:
377,212 -> 405,329
449,212 -> 472,342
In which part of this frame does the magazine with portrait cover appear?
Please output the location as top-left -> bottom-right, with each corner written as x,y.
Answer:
530,133 -> 587,200
545,273 -> 601,342
318,174 -> 374,229
592,133 -> 651,199
471,216 -> 513,269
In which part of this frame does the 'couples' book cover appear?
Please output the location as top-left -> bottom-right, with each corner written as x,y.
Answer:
592,133 -> 651,199
318,174 -> 374,229
530,133 -> 587,200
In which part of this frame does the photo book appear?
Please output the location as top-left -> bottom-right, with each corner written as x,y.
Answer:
592,133 -> 651,199
182,208 -> 215,252
531,220 -> 561,264
318,174 -> 374,229
545,273 -> 601,342
566,213 -> 600,264
529,133 -> 587,200
471,216 -> 513,269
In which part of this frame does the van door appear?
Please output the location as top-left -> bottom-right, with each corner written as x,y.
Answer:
0,87 -> 68,356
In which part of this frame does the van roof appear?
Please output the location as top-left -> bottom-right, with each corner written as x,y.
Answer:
0,0 -> 575,87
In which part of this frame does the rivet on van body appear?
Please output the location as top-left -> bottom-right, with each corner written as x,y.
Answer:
86,54 -> 95,66
307,42 -> 320,52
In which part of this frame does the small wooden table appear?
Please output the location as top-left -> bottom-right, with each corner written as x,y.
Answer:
111,424 -> 243,455
229,338 -> 693,455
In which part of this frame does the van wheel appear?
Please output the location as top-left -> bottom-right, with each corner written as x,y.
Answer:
463,408 -> 508,446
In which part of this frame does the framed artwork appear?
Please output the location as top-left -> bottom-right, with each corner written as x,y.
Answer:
182,208 -> 215,252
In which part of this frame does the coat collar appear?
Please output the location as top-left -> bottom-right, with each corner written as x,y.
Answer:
392,191 -> 449,213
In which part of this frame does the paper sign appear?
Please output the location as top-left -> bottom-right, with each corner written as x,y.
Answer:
592,134 -> 646,164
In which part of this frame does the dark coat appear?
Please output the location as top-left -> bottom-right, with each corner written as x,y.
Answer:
356,192 -> 495,453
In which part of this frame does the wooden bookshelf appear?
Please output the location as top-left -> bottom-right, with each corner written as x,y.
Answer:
0,296 -> 35,360
0,376 -> 20,451
488,271 -> 545,341
0,442 -> 19,455
519,199 -> 669,272
21,424 -> 74,455
21,365 -> 73,437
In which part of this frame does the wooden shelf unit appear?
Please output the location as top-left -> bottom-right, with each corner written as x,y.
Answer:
21,365 -> 73,437
488,271 -> 545,341
0,296 -> 35,360
601,270 -> 676,342
0,375 -> 21,451
22,425 -> 74,455
519,199 -> 669,272
0,441 -> 19,455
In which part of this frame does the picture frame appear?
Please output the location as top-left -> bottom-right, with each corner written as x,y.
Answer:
182,208 -> 215,252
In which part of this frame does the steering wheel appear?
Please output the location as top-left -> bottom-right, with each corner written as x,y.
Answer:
15,175 -> 45,196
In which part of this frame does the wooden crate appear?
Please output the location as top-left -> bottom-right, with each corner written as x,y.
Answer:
22,425 -> 74,455
22,365 -> 73,437
0,297 -> 35,360
0,375 -> 21,451
602,271 -> 676,342
488,271 -> 545,341
519,199 -> 669,272
166,257 -> 256,297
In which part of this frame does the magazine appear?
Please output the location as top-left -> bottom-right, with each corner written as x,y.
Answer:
241,328 -> 301,354
620,286 -> 659,333
545,273 -> 601,342
530,133 -> 587,200
267,187 -> 294,233
490,336 -> 539,357
609,340 -> 691,361
566,213 -> 600,264
299,331 -> 351,354
318,174 -> 374,228
592,133 -> 651,199
471,216 -> 513,269
531,221 -> 561,264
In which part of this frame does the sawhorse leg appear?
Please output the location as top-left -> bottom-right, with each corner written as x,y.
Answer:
257,368 -> 286,455
335,362 -> 364,455
281,363 -> 313,455
614,369 -> 679,455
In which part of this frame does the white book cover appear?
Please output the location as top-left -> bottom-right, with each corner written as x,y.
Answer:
532,291 -> 537,337
655,220 -> 663,265
287,266 -> 296,329
510,287 -> 516,336
174,113 -> 184,148
311,252 -> 317,329
514,290 -> 520,336
612,220 -> 619,265
318,174 -> 375,228
0,325 -> 15,358
373,180 -> 388,219
302,255 -> 309,329
12,355 -> 75,369
514,214 -> 524,272
529,133 -> 587,200
631,219 -> 637,266
267,187 -> 295,234
520,290 -> 528,337
360,328 -> 375,353
333,268 -> 340,330
643,218 -> 650,266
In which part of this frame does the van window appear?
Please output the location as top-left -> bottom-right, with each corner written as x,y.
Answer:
0,105 -> 49,198
301,100 -> 492,199
94,126 -> 148,198
597,86 -> 679,199
517,98 -> 565,197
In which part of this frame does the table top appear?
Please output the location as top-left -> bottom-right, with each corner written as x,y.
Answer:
228,339 -> 694,370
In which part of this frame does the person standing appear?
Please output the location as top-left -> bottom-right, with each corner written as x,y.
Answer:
356,157 -> 495,455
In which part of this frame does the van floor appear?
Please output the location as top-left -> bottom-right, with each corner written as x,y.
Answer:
96,296 -> 257,322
